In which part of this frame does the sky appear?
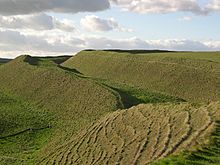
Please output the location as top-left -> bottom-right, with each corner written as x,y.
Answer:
0,0 -> 220,58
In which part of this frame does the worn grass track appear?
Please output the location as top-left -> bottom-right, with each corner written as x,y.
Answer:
152,102 -> 220,165
40,102 -> 220,165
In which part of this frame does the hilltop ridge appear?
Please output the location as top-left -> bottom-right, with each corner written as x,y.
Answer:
63,50 -> 220,102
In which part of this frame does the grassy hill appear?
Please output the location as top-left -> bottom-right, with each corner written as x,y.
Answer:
0,51 -> 220,164
62,50 -> 220,102
39,102 -> 220,165
0,55 -> 121,164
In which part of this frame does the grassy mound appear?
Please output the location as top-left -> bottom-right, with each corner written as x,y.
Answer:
63,50 -> 220,102
40,102 -> 220,165
0,55 -> 121,163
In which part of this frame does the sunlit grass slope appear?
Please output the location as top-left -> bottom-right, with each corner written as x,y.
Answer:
63,50 -> 220,102
0,55 -> 121,163
40,102 -> 220,165
152,102 -> 220,165
152,124 -> 220,165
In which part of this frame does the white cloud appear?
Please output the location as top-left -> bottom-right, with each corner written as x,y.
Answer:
111,0 -> 220,15
0,13 -> 75,32
0,0 -> 110,15
54,19 -> 76,32
146,39 -> 211,51
0,0 -> 219,16
83,37 -> 217,52
178,16 -> 193,21
0,29 -> 220,59
84,37 -> 147,49
0,30 -> 26,47
112,0 -> 220,15
112,0 -> 207,15
81,15 -> 133,32
0,30 -> 80,55
204,41 -> 220,49
206,0 -> 220,12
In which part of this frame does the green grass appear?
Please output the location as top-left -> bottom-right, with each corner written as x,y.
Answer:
63,50 -> 220,102
151,121 -> 220,165
0,92 -> 52,165
92,78 -> 185,108
0,55 -> 121,163
56,66 -> 185,109
0,52 -> 220,164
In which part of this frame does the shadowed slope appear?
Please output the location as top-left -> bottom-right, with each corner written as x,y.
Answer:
63,50 -> 220,102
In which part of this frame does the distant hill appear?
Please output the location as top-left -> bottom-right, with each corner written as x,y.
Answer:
84,49 -> 174,54
62,50 -> 220,102
0,58 -> 11,65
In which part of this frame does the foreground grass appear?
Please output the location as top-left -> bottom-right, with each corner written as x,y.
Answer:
0,92 -> 52,165
152,121 -> 220,165
41,102 -> 220,164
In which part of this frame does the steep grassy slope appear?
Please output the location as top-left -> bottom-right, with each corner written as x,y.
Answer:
0,55 -> 121,163
0,92 -> 52,165
153,124 -> 220,165
63,50 -> 220,102
153,102 -> 220,165
40,102 -> 220,165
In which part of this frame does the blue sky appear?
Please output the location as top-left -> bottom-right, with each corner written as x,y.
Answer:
51,6 -> 220,41
0,0 -> 220,58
